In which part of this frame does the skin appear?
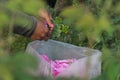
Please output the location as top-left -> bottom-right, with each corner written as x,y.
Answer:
30,9 -> 54,40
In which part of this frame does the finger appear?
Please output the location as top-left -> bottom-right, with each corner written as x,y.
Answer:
39,10 -> 54,29
40,29 -> 49,40
39,21 -> 49,34
44,32 -> 50,41
41,29 -> 51,41
45,15 -> 54,29
42,36 -> 49,41
31,35 -> 40,40
42,32 -> 50,40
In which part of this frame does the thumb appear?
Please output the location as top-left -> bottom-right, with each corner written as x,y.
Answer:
39,9 -> 54,30
45,15 -> 54,30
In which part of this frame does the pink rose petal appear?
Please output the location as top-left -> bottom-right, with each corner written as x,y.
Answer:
41,54 -> 76,77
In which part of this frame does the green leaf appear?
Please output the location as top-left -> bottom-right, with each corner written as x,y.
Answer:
98,15 -> 114,36
0,66 -> 13,80
6,0 -> 45,15
61,6 -> 82,25
115,3 -> 120,14
12,53 -> 38,70
0,12 -> 9,29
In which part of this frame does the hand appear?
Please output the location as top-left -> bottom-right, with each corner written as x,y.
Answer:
39,9 -> 54,32
30,20 -> 50,41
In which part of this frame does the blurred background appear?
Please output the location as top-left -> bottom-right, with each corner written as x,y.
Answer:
0,0 -> 120,80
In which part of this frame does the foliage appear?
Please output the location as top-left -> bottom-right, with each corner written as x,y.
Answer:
51,16 -> 70,39
49,0 -> 120,48
0,0 -> 46,80
0,53 -> 38,80
51,17 -> 62,38
6,0 -> 45,16
51,0 -> 120,80
0,0 -> 120,80
11,36 -> 31,54
54,0 -> 120,80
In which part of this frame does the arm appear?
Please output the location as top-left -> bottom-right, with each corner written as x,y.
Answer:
0,4 -> 37,37
0,4 -> 54,40
13,11 -> 37,37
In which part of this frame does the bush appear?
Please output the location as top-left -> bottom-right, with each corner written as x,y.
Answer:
0,0 -> 120,80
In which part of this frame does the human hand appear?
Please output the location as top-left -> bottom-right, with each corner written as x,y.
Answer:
31,9 -> 54,41
39,9 -> 54,32
30,20 -> 50,41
